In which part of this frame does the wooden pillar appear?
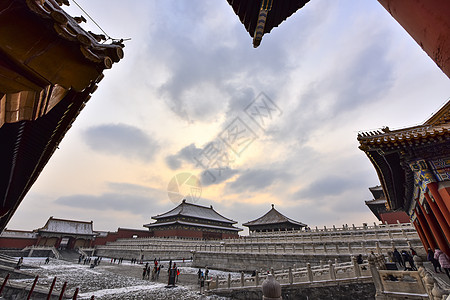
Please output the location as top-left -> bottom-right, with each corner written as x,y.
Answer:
427,182 -> 450,226
412,219 -> 430,252
415,208 -> 437,250
417,203 -> 449,254
377,0 -> 450,78
424,192 -> 450,242
437,181 -> 450,211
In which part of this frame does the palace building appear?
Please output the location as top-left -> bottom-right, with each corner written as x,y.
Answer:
365,186 -> 410,224
144,200 -> 241,239
358,100 -> 450,255
243,204 -> 307,233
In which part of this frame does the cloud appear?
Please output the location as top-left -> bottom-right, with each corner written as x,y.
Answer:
165,143 -> 202,170
293,174 -> 370,200
55,182 -> 168,216
83,123 -> 159,162
226,168 -> 289,194
200,167 -> 239,186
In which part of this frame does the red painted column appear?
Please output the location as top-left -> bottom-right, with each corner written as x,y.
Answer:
417,202 -> 450,255
412,219 -> 430,252
414,208 -> 437,250
427,182 -> 450,226
424,192 -> 450,243
377,0 -> 450,78
437,182 -> 450,212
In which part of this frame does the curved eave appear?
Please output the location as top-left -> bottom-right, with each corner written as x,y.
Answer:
362,149 -> 407,211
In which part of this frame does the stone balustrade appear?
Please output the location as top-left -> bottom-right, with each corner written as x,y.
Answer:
209,257 -> 371,291
96,222 -> 420,257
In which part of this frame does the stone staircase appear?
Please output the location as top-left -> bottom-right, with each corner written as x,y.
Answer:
58,249 -> 80,262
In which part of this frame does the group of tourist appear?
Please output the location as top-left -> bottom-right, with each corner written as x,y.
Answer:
142,258 -> 164,281
197,267 -> 209,294
391,248 -> 417,271
427,248 -> 450,279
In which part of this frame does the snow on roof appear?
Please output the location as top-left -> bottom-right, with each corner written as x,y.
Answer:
38,217 -> 95,235
243,204 -> 307,227
1,229 -> 37,239
152,200 -> 237,224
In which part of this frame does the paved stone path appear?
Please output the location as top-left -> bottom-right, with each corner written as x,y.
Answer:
13,258 -> 229,300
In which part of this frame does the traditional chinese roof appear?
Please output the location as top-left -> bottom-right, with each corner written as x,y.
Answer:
37,217 -> 95,236
243,204 -> 307,227
368,185 -> 385,201
357,100 -> 450,211
150,200 -> 237,224
144,220 -> 242,232
0,0 -> 123,231
226,0 -> 310,47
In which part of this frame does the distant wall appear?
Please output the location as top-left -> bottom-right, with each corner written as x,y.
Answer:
0,237 -> 37,249
380,212 -> 410,224
95,248 -> 193,261
93,228 -> 153,246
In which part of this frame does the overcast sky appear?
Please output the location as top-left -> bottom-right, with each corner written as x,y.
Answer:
8,0 -> 450,234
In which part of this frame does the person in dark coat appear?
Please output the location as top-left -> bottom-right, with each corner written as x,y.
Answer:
393,248 -> 403,267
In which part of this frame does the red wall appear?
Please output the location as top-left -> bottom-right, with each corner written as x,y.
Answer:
0,237 -> 37,249
380,211 -> 410,224
93,228 -> 154,246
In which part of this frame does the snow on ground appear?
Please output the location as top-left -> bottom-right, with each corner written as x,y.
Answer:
10,258 -> 231,299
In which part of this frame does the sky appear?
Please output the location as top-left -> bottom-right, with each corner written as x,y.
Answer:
7,0 -> 450,234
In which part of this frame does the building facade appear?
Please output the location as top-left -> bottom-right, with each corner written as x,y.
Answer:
144,200 -> 241,239
243,204 -> 307,233
358,101 -> 450,255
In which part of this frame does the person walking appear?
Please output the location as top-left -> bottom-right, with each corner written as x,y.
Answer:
199,274 -> 205,295
393,248 -> 403,267
427,248 -> 442,273
434,248 -> 450,279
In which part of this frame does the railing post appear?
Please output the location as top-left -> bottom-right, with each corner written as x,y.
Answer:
27,275 -> 39,300
47,276 -> 57,300
352,256 -> 361,278
227,273 -> 231,288
72,287 -> 79,300
255,270 -> 259,286
329,260 -> 336,281
288,267 -> 293,284
376,241 -> 381,254
58,282 -> 67,300
307,263 -> 313,282
240,271 -> 244,287
0,273 -> 10,296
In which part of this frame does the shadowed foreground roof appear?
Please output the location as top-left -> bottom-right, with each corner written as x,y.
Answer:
0,0 -> 123,231
243,204 -> 307,227
226,0 -> 310,47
